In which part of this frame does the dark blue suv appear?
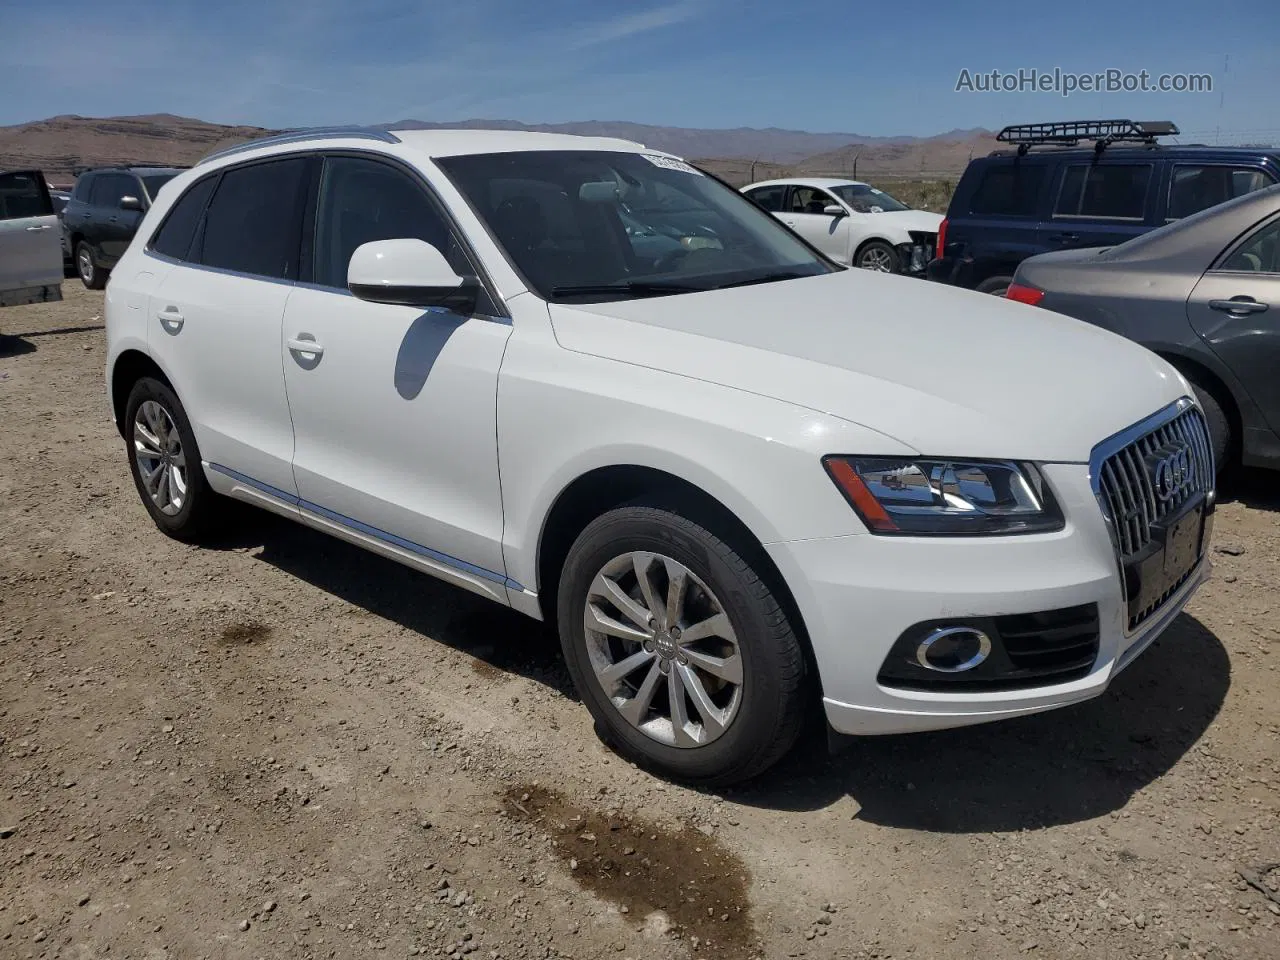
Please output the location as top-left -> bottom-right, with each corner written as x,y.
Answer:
927,120 -> 1280,296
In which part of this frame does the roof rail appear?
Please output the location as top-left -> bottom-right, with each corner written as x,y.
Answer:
196,126 -> 402,166
996,119 -> 1179,155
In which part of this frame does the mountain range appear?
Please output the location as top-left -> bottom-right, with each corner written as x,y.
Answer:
0,114 -> 997,186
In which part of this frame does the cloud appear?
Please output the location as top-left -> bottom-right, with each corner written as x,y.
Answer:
562,2 -> 703,50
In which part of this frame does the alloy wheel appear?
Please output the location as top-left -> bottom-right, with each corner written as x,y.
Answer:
858,246 -> 894,272
133,400 -> 188,516
78,248 -> 94,284
583,551 -> 743,748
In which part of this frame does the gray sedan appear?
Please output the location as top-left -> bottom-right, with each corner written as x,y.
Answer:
1009,183 -> 1280,473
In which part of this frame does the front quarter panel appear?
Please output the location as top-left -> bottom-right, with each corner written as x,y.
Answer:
497,299 -> 917,597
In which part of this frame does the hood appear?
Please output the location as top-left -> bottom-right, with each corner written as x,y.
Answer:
870,209 -> 944,233
548,270 -> 1189,462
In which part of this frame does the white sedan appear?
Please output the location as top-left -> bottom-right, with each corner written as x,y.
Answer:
105,129 -> 1213,785
742,177 -> 943,273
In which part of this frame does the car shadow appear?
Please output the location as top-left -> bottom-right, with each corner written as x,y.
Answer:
1219,467 -> 1280,512
0,334 -> 36,358
206,508 -> 573,696
725,613 -> 1229,832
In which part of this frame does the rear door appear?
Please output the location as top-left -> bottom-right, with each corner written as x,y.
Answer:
1046,160 -> 1156,250
1187,213 -> 1280,437
0,170 -> 63,307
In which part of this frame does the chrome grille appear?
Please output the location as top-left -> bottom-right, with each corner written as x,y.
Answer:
1093,403 -> 1214,630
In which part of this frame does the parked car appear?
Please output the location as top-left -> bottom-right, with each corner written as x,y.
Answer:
742,178 -> 941,274
106,127 -> 1215,785
928,120 -> 1280,296
1007,182 -> 1280,473
48,188 -> 71,213
0,169 -> 63,312
63,165 -> 185,289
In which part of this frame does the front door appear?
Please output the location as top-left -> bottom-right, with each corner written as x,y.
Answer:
1187,213 -> 1280,438
0,170 -> 63,307
781,185 -> 851,262
281,155 -> 512,594
91,173 -> 145,263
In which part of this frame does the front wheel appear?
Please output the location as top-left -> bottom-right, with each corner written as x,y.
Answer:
76,241 -> 107,290
855,239 -> 899,273
556,504 -> 809,785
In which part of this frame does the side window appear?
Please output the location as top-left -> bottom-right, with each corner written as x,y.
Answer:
1219,218 -> 1280,274
0,171 -> 52,220
149,176 -> 216,261
90,174 -> 133,208
71,173 -> 94,202
967,164 -> 1046,217
788,186 -> 837,214
1168,165 -> 1277,220
745,185 -> 787,212
313,156 -> 461,289
196,158 -> 309,281
1055,164 -> 1152,220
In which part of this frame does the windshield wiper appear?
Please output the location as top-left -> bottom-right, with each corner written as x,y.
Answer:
550,280 -> 702,299
710,270 -> 814,290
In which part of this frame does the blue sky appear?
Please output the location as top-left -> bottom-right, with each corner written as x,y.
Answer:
2,0 -> 1277,139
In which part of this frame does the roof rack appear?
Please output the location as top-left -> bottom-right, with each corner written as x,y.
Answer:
996,119 -> 1179,155
196,126 -> 402,166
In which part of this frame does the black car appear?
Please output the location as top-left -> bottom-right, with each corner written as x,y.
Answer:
62,165 -> 186,288
928,120 -> 1280,296
1008,183 -> 1280,473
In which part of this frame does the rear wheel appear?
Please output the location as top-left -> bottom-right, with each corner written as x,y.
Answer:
556,504 -> 808,785
124,377 -> 221,541
76,242 -> 107,290
976,275 -> 1013,297
1189,383 -> 1231,474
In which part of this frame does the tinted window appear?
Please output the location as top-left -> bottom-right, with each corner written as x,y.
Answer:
313,156 -> 465,289
71,173 -> 94,202
0,171 -> 52,220
967,164 -> 1046,217
90,174 -> 137,207
788,186 -> 838,214
149,176 -> 216,261
1055,164 -> 1151,220
436,150 -> 831,303
1168,165 -> 1276,220
141,174 -> 178,202
1220,218 -> 1280,273
196,158 -> 309,280
745,185 -> 787,212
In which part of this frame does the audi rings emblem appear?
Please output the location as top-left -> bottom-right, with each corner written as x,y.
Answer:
1153,444 -> 1193,502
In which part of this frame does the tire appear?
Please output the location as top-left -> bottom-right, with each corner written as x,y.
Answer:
556,503 -> 808,786
76,241 -> 107,290
1189,383 -> 1231,474
855,239 -> 899,273
976,275 -> 1013,296
123,377 -> 221,542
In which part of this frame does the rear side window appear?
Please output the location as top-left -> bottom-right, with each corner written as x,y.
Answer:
149,176 -> 216,261
1055,164 -> 1152,220
1168,165 -> 1276,220
966,164 -> 1046,217
195,158 -> 310,281
0,171 -> 52,220
745,185 -> 787,212
1219,217 -> 1280,273
71,173 -> 94,201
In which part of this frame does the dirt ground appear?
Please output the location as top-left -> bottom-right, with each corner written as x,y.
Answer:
2,284 -> 1278,960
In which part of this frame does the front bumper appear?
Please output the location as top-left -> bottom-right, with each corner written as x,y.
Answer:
896,231 -> 937,277
765,462 -> 1211,736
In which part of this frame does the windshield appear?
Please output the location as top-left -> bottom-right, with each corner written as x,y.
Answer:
830,183 -> 909,213
436,150 -> 834,302
141,174 -> 177,200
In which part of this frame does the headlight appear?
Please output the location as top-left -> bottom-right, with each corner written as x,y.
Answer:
822,456 -> 1063,536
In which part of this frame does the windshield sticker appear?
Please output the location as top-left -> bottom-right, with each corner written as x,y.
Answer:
642,154 -> 704,176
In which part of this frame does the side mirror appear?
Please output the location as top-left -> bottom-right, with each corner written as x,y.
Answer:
823,204 -> 846,218
119,195 -> 143,211
348,238 -> 478,313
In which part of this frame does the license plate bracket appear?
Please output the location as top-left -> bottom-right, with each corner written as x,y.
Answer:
1124,494 -> 1206,623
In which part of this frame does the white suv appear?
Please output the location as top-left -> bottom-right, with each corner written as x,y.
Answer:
104,128 -> 1215,785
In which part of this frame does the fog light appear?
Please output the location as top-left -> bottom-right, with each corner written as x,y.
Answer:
915,627 -> 992,673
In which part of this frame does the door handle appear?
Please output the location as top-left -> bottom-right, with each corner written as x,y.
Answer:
1208,297 -> 1268,315
783,219 -> 797,227
287,337 -> 324,358
156,307 -> 184,333
25,224 -> 52,232
1050,232 -> 1080,244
